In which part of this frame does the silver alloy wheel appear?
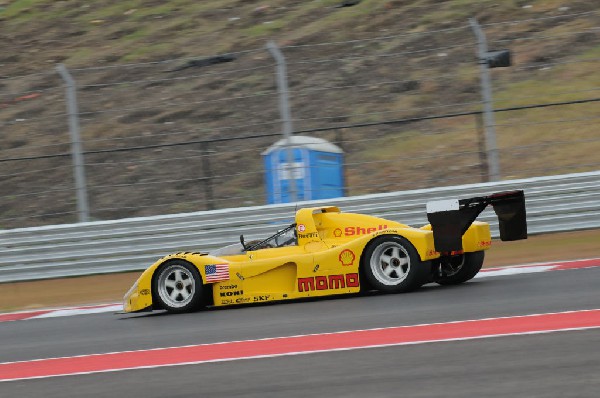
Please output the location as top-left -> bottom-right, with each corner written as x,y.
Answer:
157,264 -> 196,309
369,241 -> 411,286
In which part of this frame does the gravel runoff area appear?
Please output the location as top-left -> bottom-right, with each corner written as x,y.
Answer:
1,229 -> 598,312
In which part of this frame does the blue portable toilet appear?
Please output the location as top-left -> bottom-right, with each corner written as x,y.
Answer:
263,136 -> 344,204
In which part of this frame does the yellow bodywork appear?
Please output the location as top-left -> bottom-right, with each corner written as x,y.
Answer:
123,206 -> 492,313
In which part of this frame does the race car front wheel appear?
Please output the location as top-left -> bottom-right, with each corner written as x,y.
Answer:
362,235 -> 430,293
153,260 -> 205,313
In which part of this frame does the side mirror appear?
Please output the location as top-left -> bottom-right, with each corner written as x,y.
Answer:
240,234 -> 247,251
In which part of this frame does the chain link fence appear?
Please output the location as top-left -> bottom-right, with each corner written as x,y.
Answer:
1,11 -> 599,228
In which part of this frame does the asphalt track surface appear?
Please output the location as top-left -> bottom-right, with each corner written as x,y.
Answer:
1,265 -> 599,397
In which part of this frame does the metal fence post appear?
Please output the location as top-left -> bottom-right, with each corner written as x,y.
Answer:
201,141 -> 215,210
266,40 -> 298,202
56,63 -> 90,222
469,18 -> 501,182
474,112 -> 488,182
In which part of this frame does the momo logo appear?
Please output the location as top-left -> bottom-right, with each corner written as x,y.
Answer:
338,249 -> 356,266
344,225 -> 388,236
297,273 -> 359,292
297,224 -> 306,232
333,228 -> 342,237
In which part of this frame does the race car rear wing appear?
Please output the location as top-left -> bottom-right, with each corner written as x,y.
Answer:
426,190 -> 527,253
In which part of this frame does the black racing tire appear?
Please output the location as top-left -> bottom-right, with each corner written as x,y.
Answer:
152,260 -> 206,313
362,235 -> 431,293
435,251 -> 485,286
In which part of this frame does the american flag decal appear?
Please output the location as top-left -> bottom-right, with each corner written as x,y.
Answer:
204,263 -> 229,282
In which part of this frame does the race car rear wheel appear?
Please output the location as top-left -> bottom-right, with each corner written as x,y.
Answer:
153,260 -> 205,313
362,236 -> 430,293
434,251 -> 485,285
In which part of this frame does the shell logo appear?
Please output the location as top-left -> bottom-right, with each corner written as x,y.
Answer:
333,228 -> 342,237
339,249 -> 356,266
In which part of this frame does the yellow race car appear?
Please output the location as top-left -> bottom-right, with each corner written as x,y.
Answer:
123,190 -> 526,313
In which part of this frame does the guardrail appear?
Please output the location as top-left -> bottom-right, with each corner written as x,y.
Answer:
1,170 -> 599,283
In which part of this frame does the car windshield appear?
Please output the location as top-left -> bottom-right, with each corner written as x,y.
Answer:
246,223 -> 297,251
208,223 -> 297,257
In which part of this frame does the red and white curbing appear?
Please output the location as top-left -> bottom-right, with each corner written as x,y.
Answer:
475,257 -> 600,278
0,303 -> 122,323
1,257 -> 599,323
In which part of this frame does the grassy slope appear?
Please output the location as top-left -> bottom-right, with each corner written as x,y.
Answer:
0,0 -> 599,227
0,1 -> 598,311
